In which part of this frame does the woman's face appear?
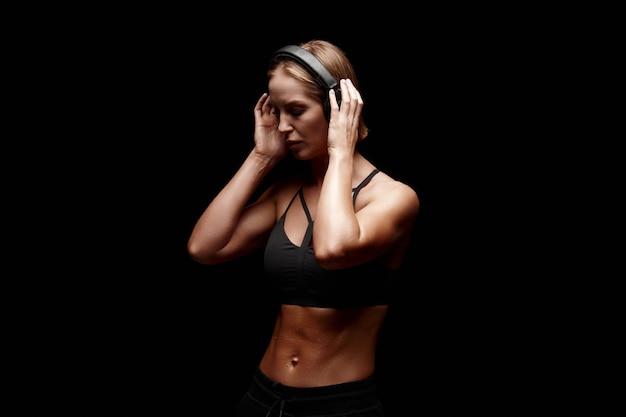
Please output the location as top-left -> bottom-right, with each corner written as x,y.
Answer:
268,68 -> 328,160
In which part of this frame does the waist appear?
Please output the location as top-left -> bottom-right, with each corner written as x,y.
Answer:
247,366 -> 381,416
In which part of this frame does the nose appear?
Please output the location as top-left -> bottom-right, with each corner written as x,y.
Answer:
277,116 -> 293,134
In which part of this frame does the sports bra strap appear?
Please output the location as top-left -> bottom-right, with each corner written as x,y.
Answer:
352,169 -> 380,205
298,188 -> 313,223
283,169 -> 381,222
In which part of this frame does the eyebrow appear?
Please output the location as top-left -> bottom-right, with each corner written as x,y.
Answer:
271,98 -> 310,107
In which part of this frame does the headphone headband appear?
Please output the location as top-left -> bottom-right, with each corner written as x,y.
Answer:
270,45 -> 338,90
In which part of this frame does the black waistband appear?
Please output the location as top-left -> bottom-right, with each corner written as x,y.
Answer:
246,367 -> 382,416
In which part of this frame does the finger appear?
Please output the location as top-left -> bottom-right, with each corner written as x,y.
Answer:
262,96 -> 276,116
345,79 -> 363,121
255,93 -> 268,112
338,80 -> 355,121
339,79 -> 350,105
346,79 -> 363,103
329,88 -> 339,111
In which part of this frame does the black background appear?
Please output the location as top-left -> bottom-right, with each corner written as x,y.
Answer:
52,11 -> 581,415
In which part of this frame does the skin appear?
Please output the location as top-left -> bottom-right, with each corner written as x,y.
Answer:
187,67 -> 420,387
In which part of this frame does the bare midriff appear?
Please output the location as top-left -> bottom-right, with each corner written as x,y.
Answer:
258,304 -> 388,387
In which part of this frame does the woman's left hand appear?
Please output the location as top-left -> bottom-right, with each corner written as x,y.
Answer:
327,78 -> 363,154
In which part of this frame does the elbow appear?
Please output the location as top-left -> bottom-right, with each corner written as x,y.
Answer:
187,241 -> 219,266
314,245 -> 348,270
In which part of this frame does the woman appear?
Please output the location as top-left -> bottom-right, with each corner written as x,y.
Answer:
187,40 -> 420,416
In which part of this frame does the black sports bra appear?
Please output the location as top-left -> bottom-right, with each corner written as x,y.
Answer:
264,169 -> 396,308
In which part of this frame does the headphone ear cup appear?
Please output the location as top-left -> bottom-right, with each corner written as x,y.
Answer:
323,87 -> 342,121
334,87 -> 342,110
323,99 -> 330,121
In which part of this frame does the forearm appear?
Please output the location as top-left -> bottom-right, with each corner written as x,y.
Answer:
187,150 -> 278,262
314,151 -> 360,259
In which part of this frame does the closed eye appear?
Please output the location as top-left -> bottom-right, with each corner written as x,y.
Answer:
273,107 -> 306,118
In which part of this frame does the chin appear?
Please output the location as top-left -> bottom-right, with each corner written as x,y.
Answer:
290,150 -> 309,161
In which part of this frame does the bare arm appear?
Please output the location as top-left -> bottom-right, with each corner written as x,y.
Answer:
314,80 -> 420,269
187,93 -> 288,265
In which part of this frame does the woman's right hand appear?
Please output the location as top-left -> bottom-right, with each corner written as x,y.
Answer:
253,93 -> 288,160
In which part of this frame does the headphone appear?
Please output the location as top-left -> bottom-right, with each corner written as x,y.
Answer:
270,45 -> 341,121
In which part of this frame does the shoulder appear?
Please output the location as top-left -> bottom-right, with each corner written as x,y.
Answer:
374,171 -> 419,205
361,171 -> 420,221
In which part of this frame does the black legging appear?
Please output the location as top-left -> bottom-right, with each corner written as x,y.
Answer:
233,367 -> 385,417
